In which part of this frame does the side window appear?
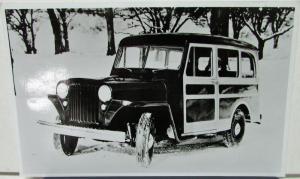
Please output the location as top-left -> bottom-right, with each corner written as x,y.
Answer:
241,52 -> 255,78
218,49 -> 239,77
186,47 -> 213,77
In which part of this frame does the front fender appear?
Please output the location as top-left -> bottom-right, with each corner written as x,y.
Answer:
110,102 -> 181,143
48,94 -> 64,118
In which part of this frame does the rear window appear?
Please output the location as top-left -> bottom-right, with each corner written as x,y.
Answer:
218,49 -> 239,77
241,52 -> 256,78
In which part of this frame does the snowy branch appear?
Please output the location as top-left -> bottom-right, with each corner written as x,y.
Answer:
10,13 -> 22,24
242,16 -> 259,38
174,17 -> 191,32
264,25 -> 294,41
115,31 -> 134,35
132,9 -> 146,33
170,14 -> 182,32
67,13 -> 77,26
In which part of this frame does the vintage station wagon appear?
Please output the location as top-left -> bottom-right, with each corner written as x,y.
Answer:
39,33 -> 261,166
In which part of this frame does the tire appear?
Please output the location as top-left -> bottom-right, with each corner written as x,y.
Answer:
223,109 -> 245,147
135,113 -> 156,167
53,133 -> 78,156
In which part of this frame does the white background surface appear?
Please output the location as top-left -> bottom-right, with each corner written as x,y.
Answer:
0,0 -> 300,176
0,2 -> 19,172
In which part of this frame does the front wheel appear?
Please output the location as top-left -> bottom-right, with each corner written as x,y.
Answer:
223,109 -> 245,147
135,113 -> 156,167
53,133 -> 78,156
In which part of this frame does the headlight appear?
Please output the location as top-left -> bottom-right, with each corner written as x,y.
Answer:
98,85 -> 112,102
57,82 -> 69,98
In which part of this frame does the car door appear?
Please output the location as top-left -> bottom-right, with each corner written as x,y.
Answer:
217,47 -> 241,130
182,44 -> 218,135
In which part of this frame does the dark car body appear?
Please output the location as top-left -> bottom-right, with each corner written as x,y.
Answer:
45,33 -> 260,144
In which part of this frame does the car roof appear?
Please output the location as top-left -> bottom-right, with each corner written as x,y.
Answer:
119,33 -> 258,51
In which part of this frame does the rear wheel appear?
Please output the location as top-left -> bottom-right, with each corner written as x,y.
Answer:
53,133 -> 78,156
135,113 -> 156,167
223,109 -> 245,147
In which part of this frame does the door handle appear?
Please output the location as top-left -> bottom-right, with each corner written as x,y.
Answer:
211,78 -> 218,84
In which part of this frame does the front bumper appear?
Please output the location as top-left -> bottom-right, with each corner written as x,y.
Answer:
37,120 -> 126,142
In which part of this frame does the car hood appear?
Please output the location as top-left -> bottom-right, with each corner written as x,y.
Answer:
106,78 -> 167,102
64,77 -> 167,102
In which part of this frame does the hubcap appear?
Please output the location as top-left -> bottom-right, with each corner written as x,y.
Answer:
234,123 -> 241,136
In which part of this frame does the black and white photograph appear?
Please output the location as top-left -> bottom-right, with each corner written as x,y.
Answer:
1,1 -> 298,176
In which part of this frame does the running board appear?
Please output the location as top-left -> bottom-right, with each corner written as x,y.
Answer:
37,120 -> 126,142
181,129 -> 217,137
178,135 -> 223,146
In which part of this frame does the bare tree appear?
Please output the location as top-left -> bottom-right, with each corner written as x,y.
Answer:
77,8 -> 116,55
230,8 -> 247,39
47,9 -> 74,54
5,9 -> 37,54
47,9 -> 64,54
243,8 -> 294,59
210,8 -> 230,36
105,8 -> 116,55
121,8 -> 208,34
269,7 -> 294,48
57,9 -> 70,52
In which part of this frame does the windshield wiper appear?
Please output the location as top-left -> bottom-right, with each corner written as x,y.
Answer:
118,67 -> 133,72
152,69 -> 168,73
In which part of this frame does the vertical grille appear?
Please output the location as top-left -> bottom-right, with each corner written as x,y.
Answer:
67,83 -> 99,125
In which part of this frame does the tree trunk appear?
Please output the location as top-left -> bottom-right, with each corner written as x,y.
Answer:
24,41 -> 32,54
19,11 -> 32,54
258,39 -> 265,60
22,36 -> 31,54
58,9 -> 70,52
163,8 -> 172,32
210,8 -> 229,36
273,35 -> 279,49
62,24 -> 70,52
29,10 -> 37,54
21,28 -> 32,54
47,9 -> 64,54
233,29 -> 240,39
105,8 -> 116,56
30,31 -> 37,54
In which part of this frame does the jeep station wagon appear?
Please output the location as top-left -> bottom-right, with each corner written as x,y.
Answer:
39,33 -> 261,166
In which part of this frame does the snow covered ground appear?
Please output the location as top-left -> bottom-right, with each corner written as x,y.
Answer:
8,14 -> 294,176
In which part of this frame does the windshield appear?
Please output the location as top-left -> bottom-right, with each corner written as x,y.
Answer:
114,46 -> 183,70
